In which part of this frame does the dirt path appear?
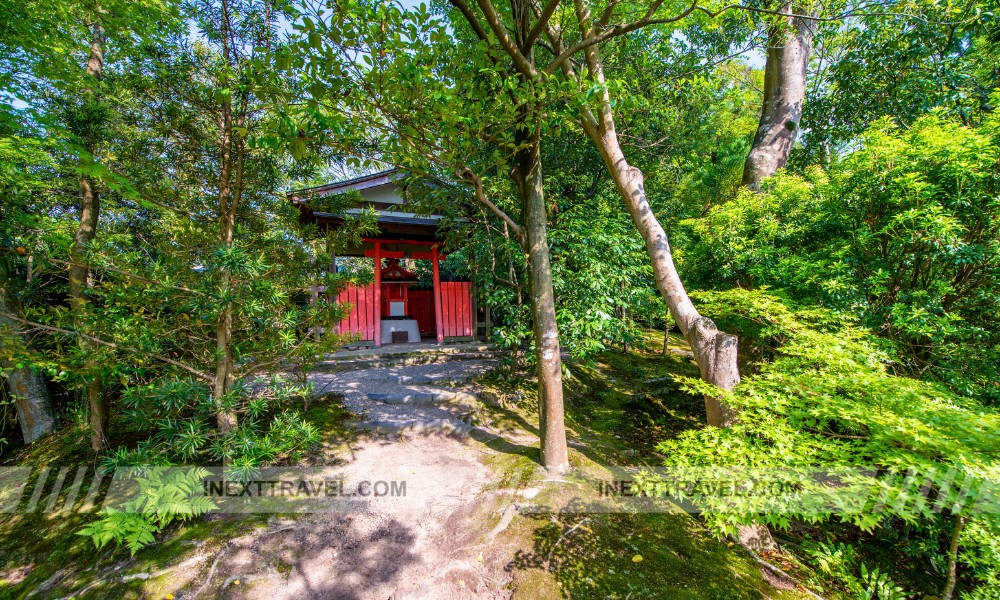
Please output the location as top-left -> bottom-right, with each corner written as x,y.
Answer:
193,359 -> 526,599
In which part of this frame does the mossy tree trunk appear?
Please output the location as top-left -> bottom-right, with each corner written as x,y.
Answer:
69,16 -> 109,452
0,280 -> 55,444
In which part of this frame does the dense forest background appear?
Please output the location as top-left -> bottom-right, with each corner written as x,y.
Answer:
2,0 -> 999,597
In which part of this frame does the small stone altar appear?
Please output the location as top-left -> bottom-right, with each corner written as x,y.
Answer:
381,319 -> 420,343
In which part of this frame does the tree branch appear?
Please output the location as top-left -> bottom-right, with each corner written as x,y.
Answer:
457,167 -> 527,248
545,0 -> 688,75
523,0 -> 563,52
0,311 -> 215,383
448,0 -> 494,44
542,0 -> 937,77
45,257 -> 206,296
470,0 -> 539,77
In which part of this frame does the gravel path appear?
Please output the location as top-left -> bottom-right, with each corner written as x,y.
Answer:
310,360 -> 499,434
196,356 -> 521,599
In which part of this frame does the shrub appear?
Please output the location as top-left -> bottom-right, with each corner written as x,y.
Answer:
650,289 -> 1000,596
681,114 -> 1000,404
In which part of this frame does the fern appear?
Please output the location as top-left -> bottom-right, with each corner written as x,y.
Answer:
805,541 -> 913,600
77,467 -> 216,555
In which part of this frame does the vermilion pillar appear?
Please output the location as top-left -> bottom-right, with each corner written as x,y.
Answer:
432,246 -> 443,344
373,241 -> 382,346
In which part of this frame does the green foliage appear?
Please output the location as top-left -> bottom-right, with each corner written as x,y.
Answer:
651,288 -> 1000,593
803,0 -> 995,160
684,114 -> 1000,403
103,378 -> 320,474
78,467 -> 216,555
960,519 -> 1000,599
804,541 -> 912,600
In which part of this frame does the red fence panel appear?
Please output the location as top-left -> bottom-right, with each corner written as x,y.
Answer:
440,282 -> 472,337
336,283 -> 469,341
336,284 -> 376,341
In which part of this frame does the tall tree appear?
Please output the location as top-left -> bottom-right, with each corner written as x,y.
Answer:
438,0 -> 784,548
211,0 -> 242,433
503,0 -> 569,471
1,0 -> 182,451
68,12 -> 109,451
742,2 -> 815,190
293,0 -> 571,471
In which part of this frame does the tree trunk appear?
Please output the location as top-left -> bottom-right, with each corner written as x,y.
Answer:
941,515 -> 966,600
569,0 -> 774,550
517,137 -> 569,473
6,368 -> 55,444
212,109 -> 238,433
213,0 -> 240,434
569,18 -> 741,425
742,2 -> 814,190
505,0 -> 569,473
0,285 -> 55,444
581,72 -> 776,551
70,18 -> 108,452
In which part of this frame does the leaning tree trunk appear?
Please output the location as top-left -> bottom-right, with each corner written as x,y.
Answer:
570,1 -> 774,550
582,78 -> 777,552
0,283 -> 55,443
742,2 -> 815,190
570,9 -> 739,427
70,18 -> 109,452
594,140 -> 740,428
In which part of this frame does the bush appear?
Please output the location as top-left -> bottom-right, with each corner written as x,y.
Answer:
650,289 -> 1000,596
681,114 -> 1000,404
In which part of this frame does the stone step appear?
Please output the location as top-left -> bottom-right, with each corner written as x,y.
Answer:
369,373 -> 472,385
348,418 -> 473,437
311,351 -> 497,373
367,391 -> 478,405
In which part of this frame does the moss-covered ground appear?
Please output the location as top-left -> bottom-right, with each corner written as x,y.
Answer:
478,331 -> 954,599
0,394 -> 353,599
474,332 -> 813,599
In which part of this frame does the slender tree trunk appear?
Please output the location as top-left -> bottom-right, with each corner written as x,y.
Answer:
213,106 -> 238,433
570,11 -> 740,427
942,515 -> 966,600
513,131 -> 569,473
326,237 -> 337,339
70,18 -> 108,452
0,283 -> 55,443
212,0 -> 240,434
470,258 -> 479,342
742,2 -> 815,190
507,0 -> 569,472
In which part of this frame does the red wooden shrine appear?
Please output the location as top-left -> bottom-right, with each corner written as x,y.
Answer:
292,169 -> 475,346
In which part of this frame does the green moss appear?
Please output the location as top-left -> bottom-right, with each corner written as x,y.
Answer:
0,394 -> 355,599
478,337 -> 814,599
510,511 -> 804,599
484,451 -> 539,491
